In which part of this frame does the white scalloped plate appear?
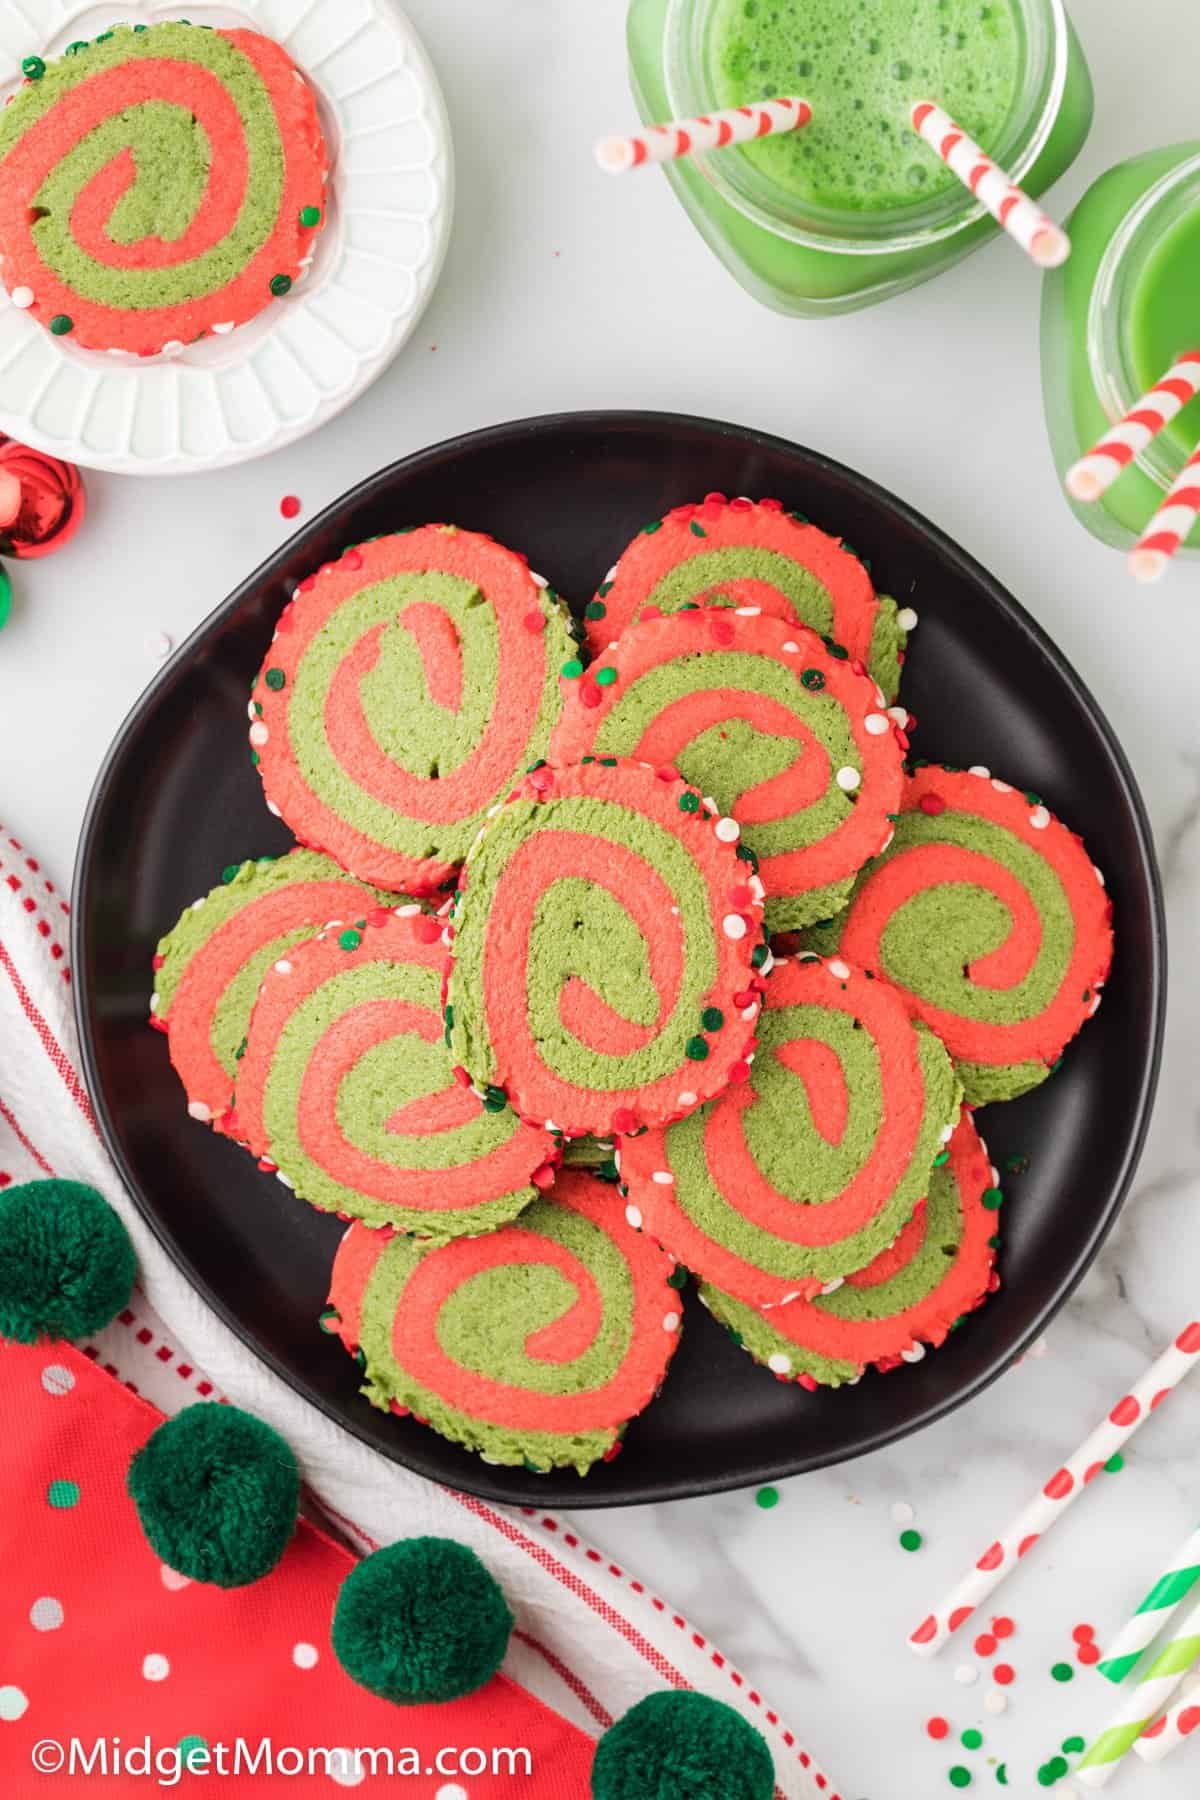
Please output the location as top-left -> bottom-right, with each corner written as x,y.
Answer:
0,0 -> 453,474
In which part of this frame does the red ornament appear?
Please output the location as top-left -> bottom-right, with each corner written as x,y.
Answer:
0,435 -> 84,559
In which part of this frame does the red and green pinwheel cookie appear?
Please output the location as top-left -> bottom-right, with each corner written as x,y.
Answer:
584,495 -> 912,702
234,910 -> 558,1239
700,1111 -> 1001,1388
0,22 -> 327,355
250,527 -> 576,894
326,1170 -> 683,1475
444,757 -> 767,1139
620,953 -> 961,1306
550,608 -> 905,931
150,850 -> 396,1132
804,764 -> 1114,1103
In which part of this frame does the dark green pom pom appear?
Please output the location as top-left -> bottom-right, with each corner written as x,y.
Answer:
0,1180 -> 135,1344
332,1537 -> 512,1704
591,1691 -> 774,1800
127,1404 -> 299,1588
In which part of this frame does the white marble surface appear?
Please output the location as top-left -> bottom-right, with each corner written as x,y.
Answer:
1,2 -> 1198,1795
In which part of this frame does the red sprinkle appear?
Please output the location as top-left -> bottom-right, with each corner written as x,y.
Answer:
709,617 -> 736,646
151,953 -> 164,970
414,915 -> 443,944
611,1107 -> 638,1135
919,793 -> 947,816
341,548 -> 363,572
523,610 -> 546,632
974,1634 -> 997,1658
727,1061 -> 752,1083
728,884 -> 755,909
656,765 -> 680,782
1077,1643 -> 1101,1667
926,1719 -> 951,1742
992,1617 -> 1015,1640
704,491 -> 729,507
797,1373 -> 819,1392
367,907 -> 393,928
641,604 -> 662,620
733,989 -> 757,1009
531,1163 -> 557,1190
760,497 -> 783,513
528,766 -> 555,794
579,682 -> 602,709
729,497 -> 753,513
993,1665 -> 1015,1686
1071,1624 -> 1095,1645
280,495 -> 301,519
451,1065 -> 472,1089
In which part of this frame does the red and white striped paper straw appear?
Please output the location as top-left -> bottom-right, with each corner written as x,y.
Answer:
909,101 -> 1069,267
596,96 -> 811,174
1067,352 -> 1200,501
1129,442 -> 1200,583
908,1324 -> 1200,1659
1132,1680 -> 1200,1765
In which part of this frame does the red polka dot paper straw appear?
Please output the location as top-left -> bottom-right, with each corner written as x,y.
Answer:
1129,441 -> 1200,583
908,1323 -> 1200,1659
596,96 -> 812,174
1066,352 -> 1200,502
1132,1686 -> 1200,1764
909,101 -> 1070,268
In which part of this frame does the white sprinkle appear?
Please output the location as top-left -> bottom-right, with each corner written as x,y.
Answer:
722,914 -> 748,940
1088,992 -> 1102,1017
211,321 -> 236,335
880,829 -> 894,851
1029,805 -> 1050,830
11,285 -> 34,308
984,1689 -> 1008,1715
677,1091 -> 697,1107
161,339 -> 185,358
266,800 -> 281,818
954,1663 -> 979,1687
835,765 -> 861,792
41,1364 -> 75,1397
145,631 -> 173,660
901,1342 -> 926,1363
767,1352 -> 793,1375
827,958 -> 851,980
991,778 -> 1014,793
897,606 -> 919,631
820,1277 -> 845,1295
395,902 -> 422,917
30,1596 -> 64,1631
247,700 -> 258,721
142,1653 -> 170,1682
149,992 -> 160,1013
702,795 -> 719,814
651,1170 -> 675,1185
187,1101 -> 211,1122
274,959 -> 293,975
191,896 -> 207,910
663,1312 -> 681,1333
1093,864 -> 1106,886
293,1642 -> 319,1669
864,713 -> 889,735
874,687 -> 887,707
741,1004 -> 758,1022
624,1205 -> 643,1230
758,949 -> 775,975
714,817 -> 741,842
968,765 -> 991,778
531,571 -> 548,589
249,721 -> 269,748
781,640 -> 800,653
734,605 -> 761,616
886,706 -> 908,727
605,564 -> 619,584
890,1501 -> 915,1526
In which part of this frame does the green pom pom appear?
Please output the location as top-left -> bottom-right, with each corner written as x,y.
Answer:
332,1537 -> 512,1704
0,1180 -> 135,1344
127,1404 -> 299,1588
592,1692 -> 774,1800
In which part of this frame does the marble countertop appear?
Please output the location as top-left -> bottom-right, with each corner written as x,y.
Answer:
1,1 -> 1197,1794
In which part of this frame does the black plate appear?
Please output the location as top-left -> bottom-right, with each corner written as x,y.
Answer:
73,412 -> 1166,1507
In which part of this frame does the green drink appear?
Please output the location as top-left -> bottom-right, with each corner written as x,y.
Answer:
626,0 -> 1093,316
1041,146 -> 1200,552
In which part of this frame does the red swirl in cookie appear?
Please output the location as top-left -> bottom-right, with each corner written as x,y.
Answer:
621,954 -> 961,1305
327,1170 -> 682,1473
444,758 -> 766,1137
235,911 -> 557,1237
0,22 -> 327,355
251,527 -> 576,894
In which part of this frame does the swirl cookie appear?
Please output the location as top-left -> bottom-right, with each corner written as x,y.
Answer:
444,757 -> 766,1137
326,1170 -> 683,1474
0,22 -> 327,355
584,495 -> 911,701
149,850 -> 391,1132
550,609 -> 905,930
234,910 -> 557,1238
701,1111 -> 1000,1387
804,765 -> 1114,1103
620,954 -> 961,1306
251,528 -> 576,894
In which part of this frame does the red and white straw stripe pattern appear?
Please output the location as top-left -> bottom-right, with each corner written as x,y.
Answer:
908,1324 -> 1200,1658
1129,442 -> 1200,583
1132,1680 -> 1200,1765
596,96 -> 811,174
909,101 -> 1070,267
1067,352 -> 1200,502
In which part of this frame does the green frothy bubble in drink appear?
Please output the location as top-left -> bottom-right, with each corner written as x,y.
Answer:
710,0 -> 1020,212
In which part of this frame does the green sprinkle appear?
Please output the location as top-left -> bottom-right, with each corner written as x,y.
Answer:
561,658 -> 583,679
1051,1663 -> 1073,1683
949,1769 -> 972,1789
338,928 -> 362,951
987,1234 -> 1001,1249
800,668 -> 826,691
585,599 -> 606,620
689,521 -> 707,537
21,55 -> 45,78
932,1149 -> 950,1166
96,30 -> 114,41
250,750 -> 260,767
735,843 -> 759,870
221,863 -> 241,884
49,314 -> 74,336
598,582 -> 613,598
899,1529 -> 922,1552
264,667 -> 286,691
996,1767 -> 1008,1786
483,1086 -> 508,1113
701,1007 -> 724,1032
1105,1452 -> 1125,1473
595,666 -> 618,687
751,943 -> 768,969
234,1037 -> 247,1061
678,791 -> 700,813
788,510 -> 810,525
822,637 -> 849,660
982,1188 -> 1004,1210
641,519 -> 662,535
65,40 -> 89,55
667,1266 -> 689,1290
685,1036 -> 710,1062
599,756 -> 618,766
527,758 -> 547,772
1062,1738 -> 1085,1755
270,274 -> 293,297
299,205 -> 322,228
1024,791 -> 1043,805
962,1730 -> 983,1751
318,1305 -> 340,1335
443,1004 -> 454,1027
755,1486 -> 780,1510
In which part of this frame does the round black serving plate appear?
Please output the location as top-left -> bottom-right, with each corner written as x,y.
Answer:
73,412 -> 1165,1507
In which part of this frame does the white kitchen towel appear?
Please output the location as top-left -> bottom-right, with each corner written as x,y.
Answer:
0,819 -> 842,1800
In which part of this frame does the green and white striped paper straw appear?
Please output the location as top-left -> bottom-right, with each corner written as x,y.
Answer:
1077,1593 -> 1200,1787
1099,1524 -> 1200,1683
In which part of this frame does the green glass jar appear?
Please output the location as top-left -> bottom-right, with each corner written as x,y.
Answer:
1041,145 -> 1200,554
626,0 -> 1094,316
